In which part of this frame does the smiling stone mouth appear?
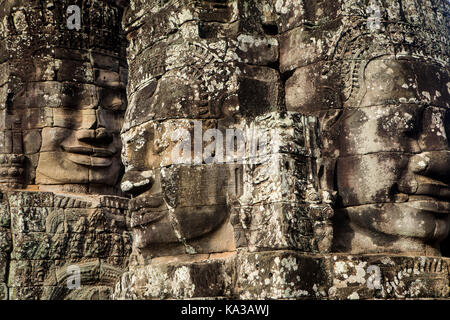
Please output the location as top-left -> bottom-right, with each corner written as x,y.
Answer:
61,145 -> 116,167
62,145 -> 116,157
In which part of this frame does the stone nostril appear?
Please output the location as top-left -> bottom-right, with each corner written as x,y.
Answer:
95,128 -> 113,144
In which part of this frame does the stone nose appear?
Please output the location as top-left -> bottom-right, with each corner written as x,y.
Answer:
409,151 -> 450,184
76,110 -> 114,145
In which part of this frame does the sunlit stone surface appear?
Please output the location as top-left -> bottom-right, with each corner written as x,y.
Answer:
0,0 -> 449,300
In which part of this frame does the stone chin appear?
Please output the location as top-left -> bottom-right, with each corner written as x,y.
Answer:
123,165 -> 232,250
334,200 -> 450,255
130,194 -> 229,250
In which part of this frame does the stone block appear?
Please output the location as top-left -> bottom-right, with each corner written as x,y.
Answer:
279,23 -> 337,73
114,255 -> 235,299
0,200 -> 10,228
8,259 -> 56,287
11,232 -> 51,260
234,34 -> 278,66
239,153 -> 309,205
0,282 -> 7,300
7,191 -> 54,208
328,255 -> 450,299
236,203 -> 333,252
236,251 -> 331,299
11,206 -> 52,233
0,252 -> 8,281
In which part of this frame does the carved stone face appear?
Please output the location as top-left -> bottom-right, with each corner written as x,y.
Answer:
332,58 -> 450,255
280,0 -> 450,256
32,81 -> 125,191
2,0 -> 128,193
120,42 -> 236,256
121,119 -> 235,255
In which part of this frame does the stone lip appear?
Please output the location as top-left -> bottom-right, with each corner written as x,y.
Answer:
63,146 -> 116,168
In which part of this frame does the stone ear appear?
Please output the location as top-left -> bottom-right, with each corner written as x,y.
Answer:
316,109 -> 343,203
318,108 -> 342,155
317,157 -> 337,200
319,109 -> 342,138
